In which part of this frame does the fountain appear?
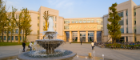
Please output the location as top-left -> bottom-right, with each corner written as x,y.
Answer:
18,17 -> 76,60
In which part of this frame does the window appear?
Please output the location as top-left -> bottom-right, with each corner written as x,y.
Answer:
126,19 -> 128,25
4,30 -> 6,34
11,36 -> 14,40
119,20 -> 124,25
20,36 -> 22,40
134,10 -> 136,16
9,31 -> 10,34
55,23 -> 56,28
88,32 -> 93,36
55,16 -> 57,21
126,27 -> 128,33
120,28 -> 124,33
135,36 -> 136,42
64,26 -> 69,29
64,21 -> 70,24
134,18 -> 136,25
126,10 -> 128,16
126,36 -> 128,42
12,29 -> 14,33
15,36 -> 18,40
91,20 -> 94,23
118,12 -> 123,17
79,20 -> 82,23
72,32 -> 77,37
72,20 -> 75,23
87,20 -> 90,23
20,30 -> 22,33
134,27 -> 136,33
8,36 -> 10,40
15,29 -> 18,34
4,36 -> 6,40
83,20 -> 86,23
97,20 -> 100,23
75,20 -> 78,23
38,15 -> 40,20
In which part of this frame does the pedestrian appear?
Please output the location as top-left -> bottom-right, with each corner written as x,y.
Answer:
22,41 -> 26,52
81,40 -> 82,45
29,42 -> 33,51
91,41 -> 94,50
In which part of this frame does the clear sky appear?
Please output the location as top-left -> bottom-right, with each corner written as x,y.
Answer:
4,0 -> 140,18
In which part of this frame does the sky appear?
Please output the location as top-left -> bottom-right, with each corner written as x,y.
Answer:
4,0 -> 140,18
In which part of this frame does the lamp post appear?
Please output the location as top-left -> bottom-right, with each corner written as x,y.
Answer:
93,51 -> 95,60
102,54 -> 104,60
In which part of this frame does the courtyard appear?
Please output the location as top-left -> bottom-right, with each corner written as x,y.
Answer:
0,43 -> 140,60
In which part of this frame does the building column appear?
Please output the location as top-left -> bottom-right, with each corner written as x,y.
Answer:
124,36 -> 126,43
94,31 -> 97,43
86,31 -> 88,42
63,31 -> 66,42
77,31 -> 80,42
69,31 -> 72,42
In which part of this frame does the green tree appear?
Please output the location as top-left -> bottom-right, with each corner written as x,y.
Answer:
7,12 -> 16,42
107,3 -> 121,43
21,8 -> 32,42
43,11 -> 49,31
11,7 -> 23,43
0,0 -> 7,42
25,26 -> 32,42
6,19 -> 10,42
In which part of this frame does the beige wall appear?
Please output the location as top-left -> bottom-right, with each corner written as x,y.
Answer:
103,0 -> 140,42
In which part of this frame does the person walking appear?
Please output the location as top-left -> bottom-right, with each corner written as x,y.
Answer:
29,42 -> 33,51
81,40 -> 82,45
91,41 -> 94,50
22,41 -> 26,52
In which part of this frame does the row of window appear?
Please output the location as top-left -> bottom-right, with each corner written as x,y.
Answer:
72,32 -> 94,37
0,36 -> 22,40
118,10 -> 128,17
64,26 -> 102,29
4,29 -> 22,34
64,20 -> 102,24
119,18 -> 136,25
118,9 -> 137,26
120,27 -> 136,33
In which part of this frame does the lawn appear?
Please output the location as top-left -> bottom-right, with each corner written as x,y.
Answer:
71,42 -> 91,43
0,42 -> 22,46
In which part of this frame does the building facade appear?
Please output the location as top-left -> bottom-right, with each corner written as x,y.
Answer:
63,18 -> 103,42
103,0 -> 140,43
2,6 -> 103,42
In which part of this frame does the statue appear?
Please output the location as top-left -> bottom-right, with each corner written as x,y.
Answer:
47,17 -> 54,31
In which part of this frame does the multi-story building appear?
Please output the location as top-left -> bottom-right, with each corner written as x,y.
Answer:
2,6 -> 103,42
103,0 -> 140,43
64,18 -> 103,42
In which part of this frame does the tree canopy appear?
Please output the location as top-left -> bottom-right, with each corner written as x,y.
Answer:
107,3 -> 121,43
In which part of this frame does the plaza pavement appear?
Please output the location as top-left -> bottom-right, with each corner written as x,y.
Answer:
0,43 -> 140,60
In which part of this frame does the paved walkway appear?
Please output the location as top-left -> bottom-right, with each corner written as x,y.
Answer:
0,43 -> 140,60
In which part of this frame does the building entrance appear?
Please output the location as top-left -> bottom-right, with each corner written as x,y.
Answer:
65,31 -> 69,42
88,31 -> 94,42
80,32 -> 86,42
97,31 -> 102,43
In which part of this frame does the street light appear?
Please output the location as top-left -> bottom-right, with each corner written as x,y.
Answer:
102,54 -> 104,60
93,51 -> 95,60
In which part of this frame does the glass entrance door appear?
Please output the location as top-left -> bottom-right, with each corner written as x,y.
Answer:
80,31 -> 86,42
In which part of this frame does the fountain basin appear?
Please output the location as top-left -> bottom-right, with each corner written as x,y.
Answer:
18,50 -> 76,60
36,39 -> 63,54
